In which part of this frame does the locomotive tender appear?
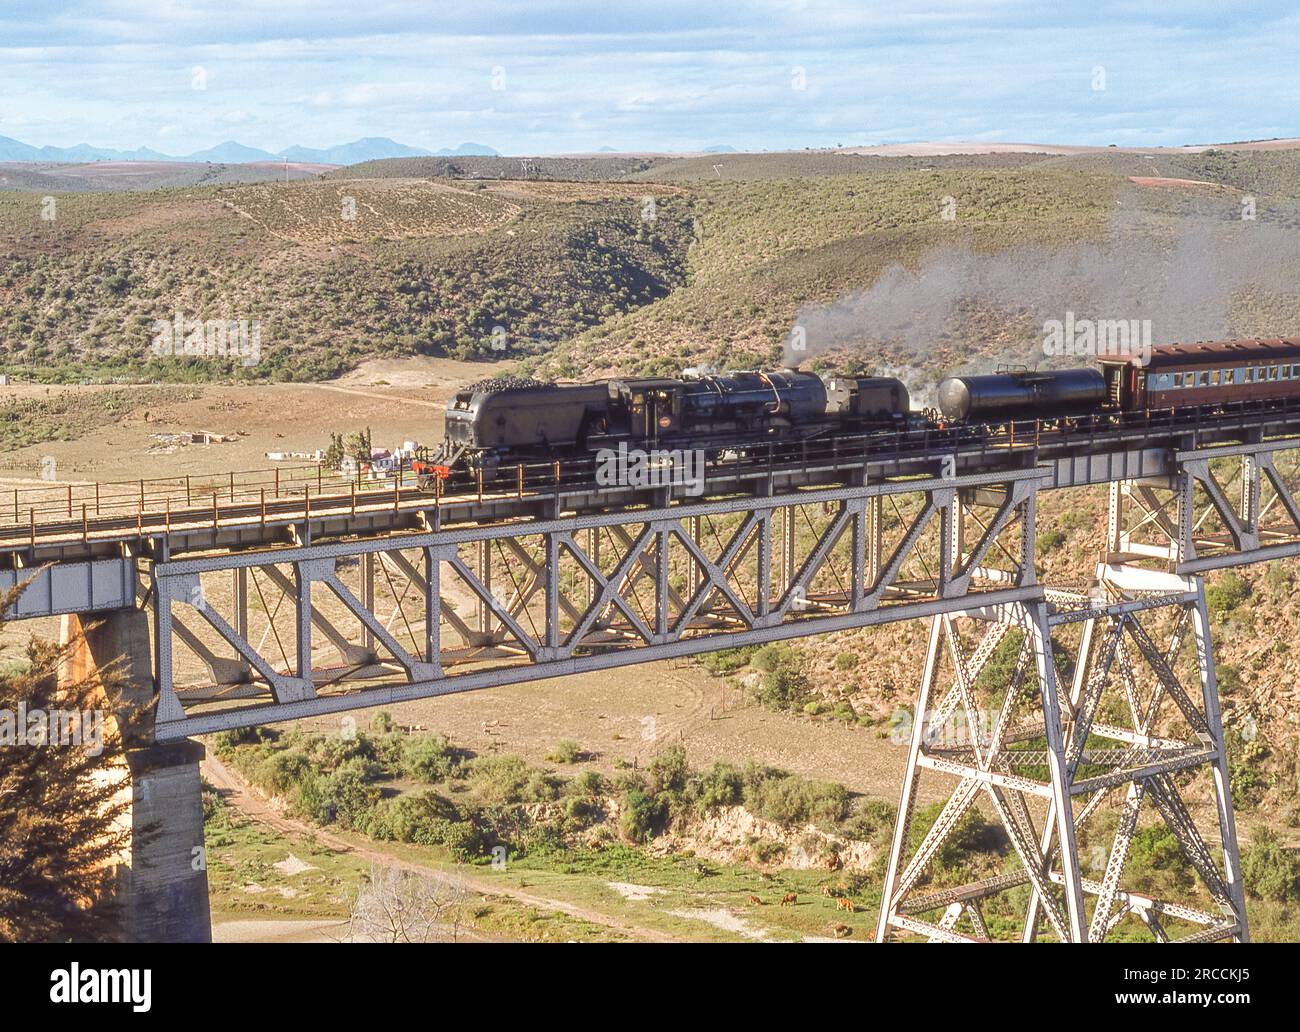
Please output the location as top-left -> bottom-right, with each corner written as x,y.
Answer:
418,337 -> 1300,485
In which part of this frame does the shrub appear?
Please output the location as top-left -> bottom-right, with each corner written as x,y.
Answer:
756,667 -> 811,711
839,799 -> 896,844
1216,663 -> 1242,694
567,770 -> 605,796
1038,529 -> 1065,553
402,733 -> 465,782
212,726 -> 269,752
751,643 -> 796,673
834,652 -> 859,671
620,788 -> 667,843
647,744 -> 689,795
256,749 -> 314,796
369,790 -> 461,845
465,754 -> 563,804
1206,571 -> 1250,614
742,767 -> 848,825
326,759 -> 384,830
546,740 -> 584,764
699,646 -> 754,675
1127,824 -> 1193,893
1241,826 -> 1300,902
693,762 -> 744,812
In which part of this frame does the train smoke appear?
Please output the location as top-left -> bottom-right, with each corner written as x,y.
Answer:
784,200 -> 1300,391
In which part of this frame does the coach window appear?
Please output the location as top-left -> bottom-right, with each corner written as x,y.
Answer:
1271,366 -> 1281,380
1198,371 -> 1209,386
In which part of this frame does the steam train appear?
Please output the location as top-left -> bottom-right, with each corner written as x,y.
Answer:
417,370 -> 912,481
414,337 -> 1300,485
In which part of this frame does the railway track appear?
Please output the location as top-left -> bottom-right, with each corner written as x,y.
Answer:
4,397 -> 1300,559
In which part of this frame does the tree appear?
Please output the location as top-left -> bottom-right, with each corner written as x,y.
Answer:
343,427 -> 373,463
343,862 -> 468,943
0,590 -> 137,941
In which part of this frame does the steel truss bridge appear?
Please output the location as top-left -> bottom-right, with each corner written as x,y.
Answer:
8,400 -> 1300,943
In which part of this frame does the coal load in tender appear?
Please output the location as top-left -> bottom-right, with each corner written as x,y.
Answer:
466,376 -> 554,393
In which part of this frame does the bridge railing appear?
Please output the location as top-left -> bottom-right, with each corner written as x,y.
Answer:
7,396 -> 1300,547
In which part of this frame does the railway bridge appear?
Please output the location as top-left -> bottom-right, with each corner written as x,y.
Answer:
6,401 -> 1300,942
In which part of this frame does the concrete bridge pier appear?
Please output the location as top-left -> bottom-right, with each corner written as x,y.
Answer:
61,609 -> 212,944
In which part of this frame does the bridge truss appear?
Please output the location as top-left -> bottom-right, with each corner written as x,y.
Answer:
12,410 -> 1300,943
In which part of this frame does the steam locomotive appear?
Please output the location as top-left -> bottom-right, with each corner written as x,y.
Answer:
417,370 -> 912,481
414,337 -> 1300,485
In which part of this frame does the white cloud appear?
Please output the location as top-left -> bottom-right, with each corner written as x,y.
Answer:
0,3 -> 1296,154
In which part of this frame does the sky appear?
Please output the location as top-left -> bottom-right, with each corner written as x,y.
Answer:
1,1 -> 1298,155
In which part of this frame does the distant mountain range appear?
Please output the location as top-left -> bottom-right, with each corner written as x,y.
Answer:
0,135 -> 499,165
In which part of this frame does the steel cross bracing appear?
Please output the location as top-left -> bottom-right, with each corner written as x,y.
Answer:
1108,432 -> 1300,573
148,466 -> 1042,738
874,564 -> 1247,944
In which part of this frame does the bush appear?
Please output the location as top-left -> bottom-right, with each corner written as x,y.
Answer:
465,754 -> 563,804
1039,529 -> 1065,553
402,733 -> 465,782
1242,826 -> 1300,902
1216,663 -> 1242,695
369,790 -> 461,844
1126,824 -> 1193,893
546,740 -> 584,764
755,667 -> 811,711
839,799 -> 895,844
256,749 -> 314,796
620,788 -> 667,843
834,652 -> 859,671
693,762 -> 743,812
742,766 -> 848,825
1206,571 -> 1250,614
647,744 -> 689,795
699,646 -> 754,675
751,643 -> 796,673
212,726 -> 270,753
326,759 -> 384,829
567,770 -> 605,797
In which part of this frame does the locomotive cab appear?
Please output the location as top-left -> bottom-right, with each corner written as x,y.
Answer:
610,378 -> 685,440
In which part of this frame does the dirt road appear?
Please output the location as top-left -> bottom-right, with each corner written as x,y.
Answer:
202,754 -> 678,942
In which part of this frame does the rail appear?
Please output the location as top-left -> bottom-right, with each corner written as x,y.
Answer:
5,396 -> 1300,552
